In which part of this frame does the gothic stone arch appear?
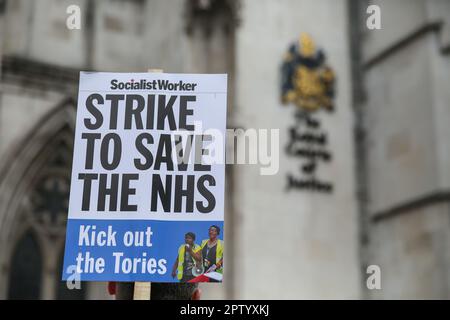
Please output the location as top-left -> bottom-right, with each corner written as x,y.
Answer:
0,98 -> 76,299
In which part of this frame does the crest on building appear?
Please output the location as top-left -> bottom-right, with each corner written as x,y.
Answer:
281,33 -> 335,112
281,34 -> 335,193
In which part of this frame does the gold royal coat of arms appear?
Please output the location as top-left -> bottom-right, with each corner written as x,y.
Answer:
281,33 -> 335,112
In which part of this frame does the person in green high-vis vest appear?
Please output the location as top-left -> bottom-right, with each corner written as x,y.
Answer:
171,232 -> 202,282
201,225 -> 224,279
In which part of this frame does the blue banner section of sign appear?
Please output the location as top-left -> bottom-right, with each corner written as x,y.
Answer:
62,219 -> 224,282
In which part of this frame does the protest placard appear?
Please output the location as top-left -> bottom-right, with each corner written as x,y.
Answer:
62,72 -> 226,283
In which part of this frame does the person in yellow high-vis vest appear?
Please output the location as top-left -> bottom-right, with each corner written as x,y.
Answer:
171,232 -> 202,282
201,225 -> 223,279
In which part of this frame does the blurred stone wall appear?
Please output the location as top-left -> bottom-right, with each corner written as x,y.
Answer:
354,0 -> 450,299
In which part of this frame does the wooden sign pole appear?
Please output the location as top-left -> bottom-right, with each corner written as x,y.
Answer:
132,68 -> 163,300
133,281 -> 151,300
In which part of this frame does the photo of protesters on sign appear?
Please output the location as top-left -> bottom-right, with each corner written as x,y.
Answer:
171,232 -> 202,282
61,72 -> 227,283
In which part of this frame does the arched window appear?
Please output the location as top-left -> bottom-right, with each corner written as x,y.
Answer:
7,231 -> 42,299
7,125 -> 80,299
0,102 -> 103,299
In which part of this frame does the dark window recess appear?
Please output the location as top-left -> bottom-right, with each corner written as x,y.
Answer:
8,231 -> 42,300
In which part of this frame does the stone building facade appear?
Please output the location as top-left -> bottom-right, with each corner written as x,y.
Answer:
0,0 -> 449,299
353,0 -> 450,299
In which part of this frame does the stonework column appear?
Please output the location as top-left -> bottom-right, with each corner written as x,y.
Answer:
233,0 -> 360,299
